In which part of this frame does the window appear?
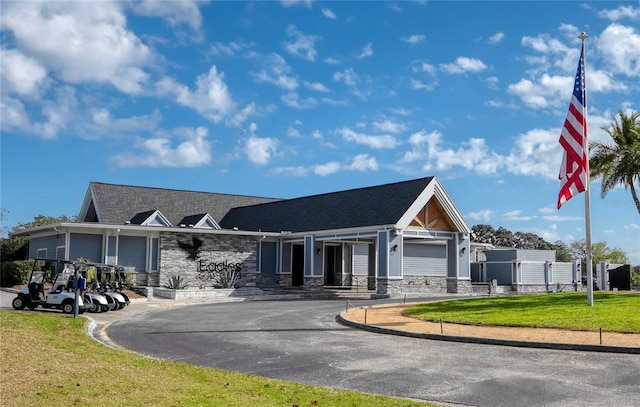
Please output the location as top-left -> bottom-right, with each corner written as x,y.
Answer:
37,248 -> 47,258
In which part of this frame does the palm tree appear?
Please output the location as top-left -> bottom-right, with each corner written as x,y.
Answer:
589,110 -> 640,215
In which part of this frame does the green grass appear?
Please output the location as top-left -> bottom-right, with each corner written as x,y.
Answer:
0,310 -> 431,407
403,291 -> 640,333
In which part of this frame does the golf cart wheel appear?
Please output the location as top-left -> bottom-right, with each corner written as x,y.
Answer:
62,301 -> 75,314
12,297 -> 26,310
101,305 -> 110,312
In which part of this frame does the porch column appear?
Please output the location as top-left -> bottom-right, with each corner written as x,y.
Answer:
446,233 -> 472,293
376,230 -> 403,296
303,235 -> 323,291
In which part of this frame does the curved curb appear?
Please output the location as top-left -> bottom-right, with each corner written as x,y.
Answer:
336,311 -> 640,355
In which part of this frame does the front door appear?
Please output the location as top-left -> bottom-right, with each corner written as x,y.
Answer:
324,245 -> 342,286
291,244 -> 304,286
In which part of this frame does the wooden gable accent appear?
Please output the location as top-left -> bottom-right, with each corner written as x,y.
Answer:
407,196 -> 457,232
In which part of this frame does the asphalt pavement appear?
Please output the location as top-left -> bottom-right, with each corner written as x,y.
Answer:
2,289 -> 639,407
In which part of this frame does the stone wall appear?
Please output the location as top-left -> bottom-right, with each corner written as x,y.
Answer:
159,232 -> 259,289
446,278 -> 472,294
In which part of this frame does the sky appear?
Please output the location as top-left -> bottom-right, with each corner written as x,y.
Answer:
1,1 -> 639,264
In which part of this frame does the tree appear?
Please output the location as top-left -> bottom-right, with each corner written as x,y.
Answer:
552,240 -> 572,262
569,239 -> 630,274
0,214 -> 74,262
590,110 -> 640,215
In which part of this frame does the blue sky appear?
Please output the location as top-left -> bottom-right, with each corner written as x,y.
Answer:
1,1 -> 639,264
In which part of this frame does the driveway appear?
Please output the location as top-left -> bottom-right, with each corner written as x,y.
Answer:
108,299 -> 640,407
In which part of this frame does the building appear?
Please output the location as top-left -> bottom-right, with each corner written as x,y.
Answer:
15,177 -> 474,296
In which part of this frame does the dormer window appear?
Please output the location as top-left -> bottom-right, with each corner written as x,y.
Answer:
129,210 -> 171,227
178,213 -> 220,230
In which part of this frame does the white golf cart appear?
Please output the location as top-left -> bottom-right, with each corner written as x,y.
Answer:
12,259 -> 87,314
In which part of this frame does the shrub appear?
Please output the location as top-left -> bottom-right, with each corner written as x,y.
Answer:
162,272 -> 189,289
0,260 -> 34,287
212,269 -> 241,289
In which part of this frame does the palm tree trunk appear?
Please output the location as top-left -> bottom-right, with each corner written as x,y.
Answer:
631,181 -> 640,216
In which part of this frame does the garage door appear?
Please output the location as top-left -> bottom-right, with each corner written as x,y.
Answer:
403,243 -> 446,276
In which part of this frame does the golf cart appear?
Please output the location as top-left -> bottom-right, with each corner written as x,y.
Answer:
93,263 -> 129,310
12,259 -> 87,314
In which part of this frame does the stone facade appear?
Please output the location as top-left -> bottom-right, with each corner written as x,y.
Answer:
159,232 -> 259,289
376,278 -> 403,296
513,283 -> 578,294
402,275 -> 448,293
303,277 -> 324,291
447,278 -> 472,294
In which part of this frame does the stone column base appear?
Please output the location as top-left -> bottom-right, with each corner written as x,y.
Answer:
303,277 -> 324,291
377,279 -> 403,296
447,278 -> 472,294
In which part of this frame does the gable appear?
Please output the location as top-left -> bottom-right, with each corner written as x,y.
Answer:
397,177 -> 471,234
407,196 -> 458,232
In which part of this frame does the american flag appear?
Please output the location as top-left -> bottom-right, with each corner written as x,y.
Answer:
557,47 -> 587,210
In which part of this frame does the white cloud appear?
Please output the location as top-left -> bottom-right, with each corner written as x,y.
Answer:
467,209 -> 494,222
597,23 -> 640,77
488,32 -> 504,44
90,108 -> 161,134
321,8 -> 336,19
400,130 -> 502,174
411,61 -> 436,74
0,1 -> 151,94
110,127 -> 211,168
333,68 -> 369,99
0,48 -> 49,97
401,34 -> 426,44
372,119 -> 407,134
269,166 -> 309,176
252,53 -> 298,90
410,79 -> 437,91
333,69 -> 357,86
245,136 -> 279,165
324,57 -> 340,65
280,0 -> 313,8
339,127 -> 399,149
440,57 -> 488,74
504,128 -> 561,179
281,92 -> 317,109
598,5 -> 640,21
504,210 -> 536,221
209,41 -> 252,56
625,224 -> 640,230
358,43 -> 374,59
507,74 -> 572,108
303,81 -> 330,92
542,215 -> 583,221
539,206 -> 555,214
348,154 -> 379,171
132,0 -> 204,30
314,161 -> 342,176
283,24 -> 320,61
156,65 -> 235,123
287,127 -> 301,138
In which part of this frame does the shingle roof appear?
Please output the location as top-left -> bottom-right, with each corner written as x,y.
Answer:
220,177 -> 435,233
86,182 -> 281,226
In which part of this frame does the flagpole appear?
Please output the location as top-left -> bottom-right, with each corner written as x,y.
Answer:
580,32 -> 594,307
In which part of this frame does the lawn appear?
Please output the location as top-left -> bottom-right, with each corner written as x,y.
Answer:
403,291 -> 640,333
0,310 -> 431,407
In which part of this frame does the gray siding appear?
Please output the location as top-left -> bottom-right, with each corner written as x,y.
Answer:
521,262 -> 546,284
403,243 -> 447,276
29,235 -> 65,259
485,263 -> 512,284
353,244 -> 368,276
517,249 -> 555,262
261,241 -> 277,275
118,236 -> 147,271
553,262 -> 573,284
69,233 -> 103,263
485,249 -> 517,262
281,242 -> 292,274
485,249 -> 555,262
